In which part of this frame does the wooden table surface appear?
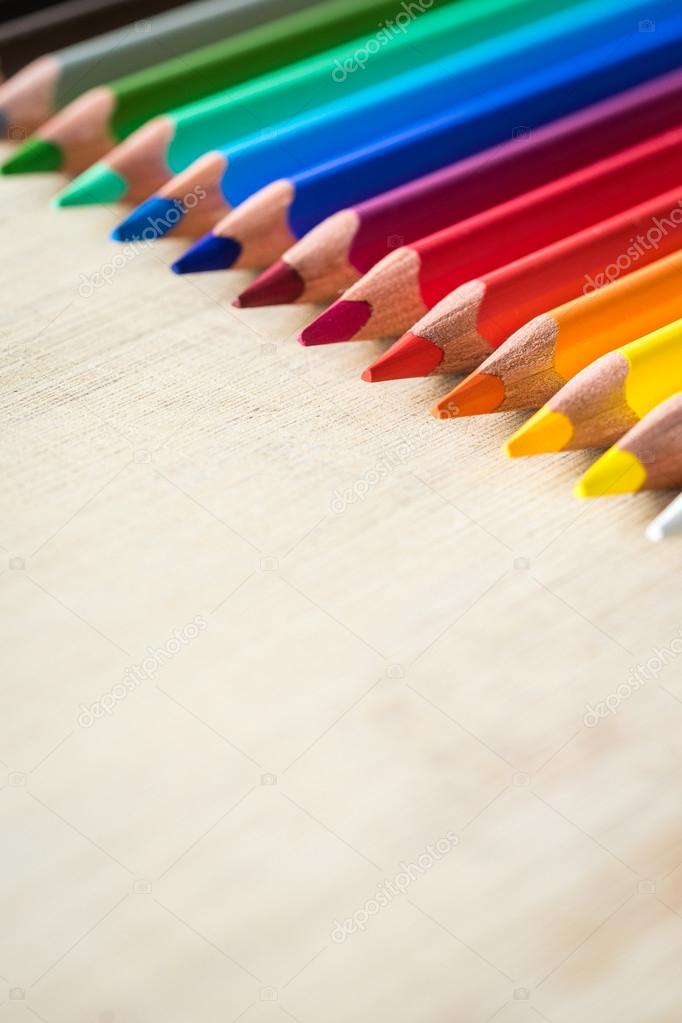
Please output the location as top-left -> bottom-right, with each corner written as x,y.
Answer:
3,149 -> 682,1022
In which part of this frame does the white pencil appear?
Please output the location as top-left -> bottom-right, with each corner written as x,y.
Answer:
646,492 -> 682,542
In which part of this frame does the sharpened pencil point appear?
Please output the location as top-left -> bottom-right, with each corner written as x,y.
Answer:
432,371 -> 505,419
504,409 -> 573,458
172,234 -> 241,274
112,197 -> 183,242
56,163 -> 127,206
362,331 -> 443,382
299,300 -> 371,346
1,137 -> 61,174
574,448 -> 647,497
236,260 -> 304,306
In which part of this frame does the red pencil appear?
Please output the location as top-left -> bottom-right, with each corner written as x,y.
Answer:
299,125 -> 682,347
237,68 -> 682,307
364,185 -> 682,381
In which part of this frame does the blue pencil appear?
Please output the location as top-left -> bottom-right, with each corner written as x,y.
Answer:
173,1 -> 682,274
111,0 -> 680,245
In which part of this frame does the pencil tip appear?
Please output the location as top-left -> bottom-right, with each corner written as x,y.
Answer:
112,197 -> 183,242
299,300 -> 371,346
504,410 -> 573,458
363,332 -> 443,382
646,521 -> 665,543
236,260 -> 304,307
432,371 -> 505,419
1,137 -> 61,174
171,233 -> 241,274
56,163 -> 127,206
575,448 -> 646,498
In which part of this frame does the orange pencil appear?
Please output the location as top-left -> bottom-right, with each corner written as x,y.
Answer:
432,249 -> 682,420
364,186 -> 682,381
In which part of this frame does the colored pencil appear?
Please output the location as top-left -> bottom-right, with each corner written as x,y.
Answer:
646,491 -> 682,541
56,0 -> 575,209
299,124 -> 682,347
0,0 -> 186,82
235,70 -> 682,304
575,394 -> 682,497
504,317 -> 682,458
366,186 -> 682,383
0,0 -> 322,140
432,249 -> 682,423
174,3 -> 682,277
111,0 -> 643,243
1,0 -> 406,176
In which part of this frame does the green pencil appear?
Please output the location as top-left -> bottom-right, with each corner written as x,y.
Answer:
57,0 -> 581,207
0,0 -> 322,140
1,0 -> 414,176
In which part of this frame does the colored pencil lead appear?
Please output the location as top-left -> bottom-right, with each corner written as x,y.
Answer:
361,333 -> 443,383
56,163 -> 126,205
299,301 -> 371,347
504,411 -> 574,458
172,235 -> 241,275
574,449 -> 647,498
432,372 -> 505,419
1,136 -> 59,173
111,197 -> 182,242
235,260 -> 305,307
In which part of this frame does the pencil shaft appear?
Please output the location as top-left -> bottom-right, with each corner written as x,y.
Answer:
0,0 -> 323,137
90,0 -> 575,206
0,0 -> 185,77
288,11 -> 682,254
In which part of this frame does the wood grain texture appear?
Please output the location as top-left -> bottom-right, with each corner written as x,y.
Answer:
3,150 -> 682,1021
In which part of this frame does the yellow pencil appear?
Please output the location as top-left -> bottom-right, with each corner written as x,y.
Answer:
575,392 -> 682,496
505,318 -> 682,457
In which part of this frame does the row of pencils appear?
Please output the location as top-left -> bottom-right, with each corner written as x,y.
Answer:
3,0 -> 682,541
